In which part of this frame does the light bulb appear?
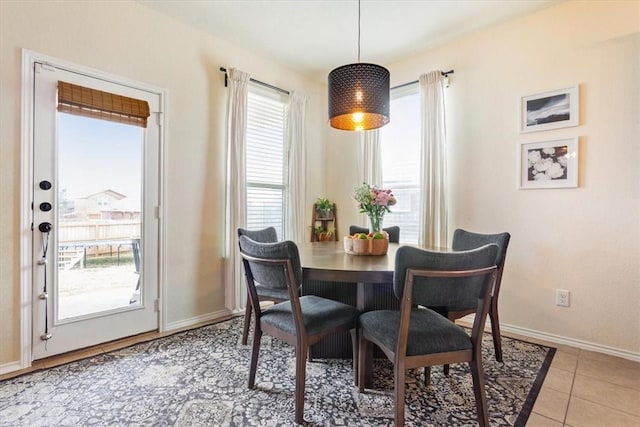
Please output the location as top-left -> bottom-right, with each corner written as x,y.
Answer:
352,112 -> 364,123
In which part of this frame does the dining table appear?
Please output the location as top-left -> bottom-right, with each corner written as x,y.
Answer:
299,240 -> 399,309
298,240 -> 451,387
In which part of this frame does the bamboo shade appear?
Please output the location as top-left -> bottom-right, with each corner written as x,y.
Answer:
57,81 -> 151,128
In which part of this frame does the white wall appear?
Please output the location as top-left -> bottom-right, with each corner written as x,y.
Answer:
0,0 -> 325,368
326,0 -> 640,357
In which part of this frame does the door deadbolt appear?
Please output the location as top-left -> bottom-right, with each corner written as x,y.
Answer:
39,202 -> 52,212
38,222 -> 52,233
39,180 -> 52,190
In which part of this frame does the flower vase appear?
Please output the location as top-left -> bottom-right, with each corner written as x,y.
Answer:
368,213 -> 384,234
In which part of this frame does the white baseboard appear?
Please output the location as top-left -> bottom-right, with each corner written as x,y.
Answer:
458,315 -> 640,362
0,361 -> 25,376
164,308 -> 236,332
501,323 -> 640,362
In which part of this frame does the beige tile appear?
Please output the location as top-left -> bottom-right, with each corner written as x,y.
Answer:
576,355 -> 640,391
526,412 -> 564,426
42,347 -> 104,369
550,350 -> 578,373
532,387 -> 570,422
541,367 -> 574,394
572,374 -> 640,416
550,343 -> 580,355
579,349 -> 640,369
566,396 -> 640,427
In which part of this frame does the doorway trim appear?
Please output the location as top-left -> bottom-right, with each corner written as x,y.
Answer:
20,49 -> 168,369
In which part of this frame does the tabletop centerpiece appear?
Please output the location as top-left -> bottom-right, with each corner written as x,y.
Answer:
345,183 -> 397,255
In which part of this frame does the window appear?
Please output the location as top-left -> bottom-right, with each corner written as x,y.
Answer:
246,84 -> 288,238
380,84 -> 421,244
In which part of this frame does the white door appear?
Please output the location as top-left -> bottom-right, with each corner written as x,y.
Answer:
31,63 -> 162,359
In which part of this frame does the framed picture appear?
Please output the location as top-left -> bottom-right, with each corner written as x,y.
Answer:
519,138 -> 579,189
520,86 -> 579,133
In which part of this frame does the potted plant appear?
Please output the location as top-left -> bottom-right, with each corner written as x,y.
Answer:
316,197 -> 333,218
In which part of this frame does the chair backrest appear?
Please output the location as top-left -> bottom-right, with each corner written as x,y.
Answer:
393,244 -> 498,308
393,244 -> 498,358
237,226 -> 278,243
238,235 -> 302,295
452,229 -> 510,269
349,225 -> 400,243
452,229 -> 510,296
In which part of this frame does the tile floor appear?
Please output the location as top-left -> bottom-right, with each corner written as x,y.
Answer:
504,332 -> 640,427
1,320 -> 638,427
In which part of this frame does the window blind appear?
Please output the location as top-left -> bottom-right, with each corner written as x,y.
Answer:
57,81 -> 151,128
381,85 -> 421,244
246,84 -> 287,239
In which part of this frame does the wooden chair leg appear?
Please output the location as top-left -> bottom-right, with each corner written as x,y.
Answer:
394,361 -> 406,427
442,310 -> 455,376
241,294 -> 252,345
424,366 -> 431,387
350,329 -> 358,386
489,301 -> 503,362
357,335 -> 370,392
294,346 -> 308,424
469,359 -> 489,427
248,327 -> 262,389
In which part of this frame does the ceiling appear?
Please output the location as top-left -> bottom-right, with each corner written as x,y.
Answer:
138,0 -> 560,80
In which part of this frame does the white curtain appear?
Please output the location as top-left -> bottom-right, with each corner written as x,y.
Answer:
285,91 -> 307,242
224,68 -> 250,313
419,71 -> 448,247
357,129 -> 382,226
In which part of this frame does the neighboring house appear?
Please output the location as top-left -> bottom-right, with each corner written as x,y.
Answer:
69,189 -> 140,220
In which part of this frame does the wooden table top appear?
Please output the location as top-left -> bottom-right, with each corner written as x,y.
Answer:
298,241 -> 398,283
298,241 -> 451,283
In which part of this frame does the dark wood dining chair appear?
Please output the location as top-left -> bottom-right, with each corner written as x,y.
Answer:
435,229 -> 510,374
357,244 -> 498,427
238,235 -> 361,424
349,225 -> 400,243
237,227 -> 286,345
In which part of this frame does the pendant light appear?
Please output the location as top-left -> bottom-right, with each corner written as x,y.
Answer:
328,0 -> 390,131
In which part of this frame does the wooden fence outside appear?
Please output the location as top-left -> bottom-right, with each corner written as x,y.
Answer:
59,220 -> 140,243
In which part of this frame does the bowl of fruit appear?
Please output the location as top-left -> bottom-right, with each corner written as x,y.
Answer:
344,231 -> 389,256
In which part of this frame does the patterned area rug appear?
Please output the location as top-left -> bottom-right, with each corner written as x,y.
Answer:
0,317 -> 554,426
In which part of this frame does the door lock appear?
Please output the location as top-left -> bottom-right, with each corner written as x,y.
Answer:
39,202 -> 52,212
38,222 -> 52,233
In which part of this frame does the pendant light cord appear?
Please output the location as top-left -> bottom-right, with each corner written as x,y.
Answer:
357,0 -> 361,62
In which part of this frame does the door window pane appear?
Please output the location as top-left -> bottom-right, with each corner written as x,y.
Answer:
56,114 -> 143,320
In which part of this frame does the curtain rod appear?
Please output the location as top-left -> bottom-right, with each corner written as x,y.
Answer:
391,69 -> 454,91
220,67 -> 452,94
219,67 -> 290,95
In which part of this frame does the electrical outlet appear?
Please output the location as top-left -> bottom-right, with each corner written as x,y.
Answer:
556,289 -> 570,307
